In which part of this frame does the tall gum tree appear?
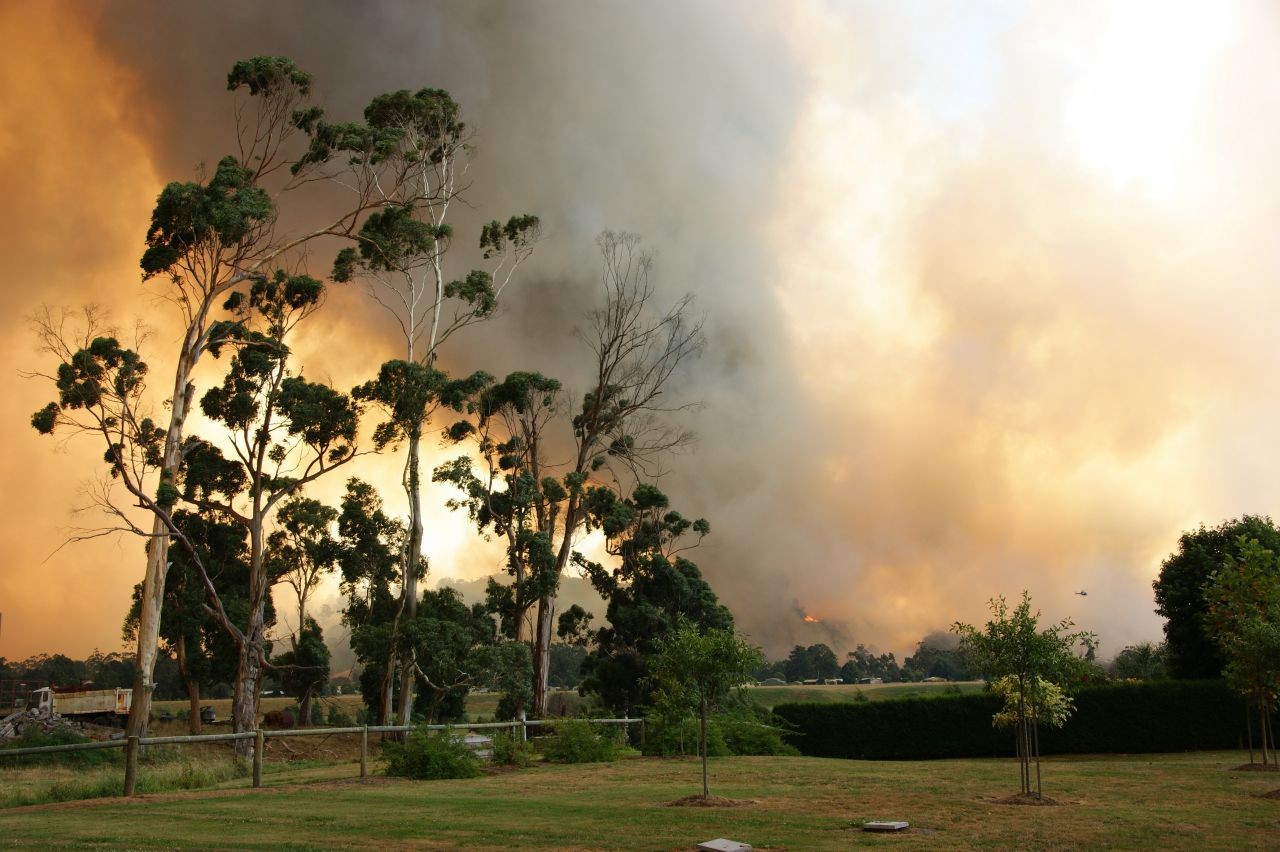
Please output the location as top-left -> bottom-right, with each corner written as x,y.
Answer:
327,87 -> 539,726
30,56 -> 478,741
438,231 -> 704,716
178,273 -> 361,751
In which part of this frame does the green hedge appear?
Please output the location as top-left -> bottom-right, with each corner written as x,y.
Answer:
774,680 -> 1266,760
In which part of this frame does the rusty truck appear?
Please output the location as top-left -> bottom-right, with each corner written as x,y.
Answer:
28,686 -> 132,725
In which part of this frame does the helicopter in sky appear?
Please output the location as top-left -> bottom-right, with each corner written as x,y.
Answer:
1075,590 -> 1088,596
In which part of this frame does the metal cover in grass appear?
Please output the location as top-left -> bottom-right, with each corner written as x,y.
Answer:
697,839 -> 752,851
863,821 -> 909,832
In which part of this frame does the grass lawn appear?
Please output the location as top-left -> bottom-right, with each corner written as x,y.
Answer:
149,688 -> 584,725
1,751 -> 1277,849
148,682 -> 956,728
746,681 -> 985,709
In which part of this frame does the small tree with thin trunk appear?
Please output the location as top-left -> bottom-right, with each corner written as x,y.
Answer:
267,496 -> 340,647
953,591 -> 1092,800
273,617 -> 330,727
649,622 -> 762,800
1204,536 -> 1280,767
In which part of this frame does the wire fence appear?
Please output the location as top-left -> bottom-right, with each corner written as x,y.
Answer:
0,716 -> 643,796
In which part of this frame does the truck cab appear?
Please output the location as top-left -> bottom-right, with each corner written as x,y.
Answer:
27,687 -> 53,714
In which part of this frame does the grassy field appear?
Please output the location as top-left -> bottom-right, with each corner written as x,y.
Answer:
150,681 -> 972,726
150,688 -> 588,725
745,680 -> 984,709
1,750 -> 1277,849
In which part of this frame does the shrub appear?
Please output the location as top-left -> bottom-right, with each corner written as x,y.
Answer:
382,731 -> 482,780
326,704 -> 354,727
643,716 -> 730,757
541,719 -> 618,763
490,730 -> 534,767
720,716 -> 801,756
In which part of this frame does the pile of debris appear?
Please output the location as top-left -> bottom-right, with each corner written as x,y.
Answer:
0,707 -> 94,740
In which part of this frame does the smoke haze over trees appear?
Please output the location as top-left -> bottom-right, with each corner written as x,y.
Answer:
12,2 -> 1280,665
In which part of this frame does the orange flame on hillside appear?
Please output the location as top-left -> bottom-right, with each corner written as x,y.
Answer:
802,614 -> 821,623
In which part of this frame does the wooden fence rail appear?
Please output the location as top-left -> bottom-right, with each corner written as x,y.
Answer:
1,716 -> 642,796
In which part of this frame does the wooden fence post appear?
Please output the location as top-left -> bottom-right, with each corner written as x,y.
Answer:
360,726 -> 368,778
253,729 -> 264,788
639,719 -> 646,749
123,735 -> 139,796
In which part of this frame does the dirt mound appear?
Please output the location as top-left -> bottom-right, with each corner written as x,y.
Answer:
994,792 -> 1062,806
664,794 -> 758,808
1260,789 -> 1280,800
1231,763 -> 1280,772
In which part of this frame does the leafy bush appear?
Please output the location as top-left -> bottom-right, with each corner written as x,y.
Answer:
490,730 -> 534,767
720,716 -> 800,756
643,716 -> 729,757
541,719 -> 618,763
382,731 -> 482,780
326,704 -> 354,727
775,680 -> 1271,760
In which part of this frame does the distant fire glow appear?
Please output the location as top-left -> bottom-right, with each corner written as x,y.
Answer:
803,614 -> 822,623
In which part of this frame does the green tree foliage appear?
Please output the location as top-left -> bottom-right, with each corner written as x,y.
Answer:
1110,642 -> 1168,680
1154,515 -> 1280,679
321,82 -> 539,729
548,644 -> 588,689
267,496 -> 340,641
406,586 -> 531,724
336,478 -> 405,723
574,484 -> 728,715
1203,536 -> 1280,765
649,623 -> 764,798
434,371 -> 564,653
123,510 -> 264,733
30,54 -> 422,741
953,592 -> 1093,799
901,632 -> 973,681
436,233 -> 704,717
840,644 -> 901,683
180,272 -> 362,746
271,617 -> 330,728
783,644 -> 839,682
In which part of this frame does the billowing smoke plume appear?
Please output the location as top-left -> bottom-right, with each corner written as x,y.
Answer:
6,1 -> 1280,662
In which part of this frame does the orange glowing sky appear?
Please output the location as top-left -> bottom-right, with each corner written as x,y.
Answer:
4,1 -> 1280,663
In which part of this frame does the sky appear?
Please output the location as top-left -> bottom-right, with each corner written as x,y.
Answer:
3,0 -> 1279,664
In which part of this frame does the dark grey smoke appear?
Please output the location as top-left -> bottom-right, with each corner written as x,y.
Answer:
89,1 -> 818,654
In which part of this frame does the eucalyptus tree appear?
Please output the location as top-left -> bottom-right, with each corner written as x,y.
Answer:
177,272 -> 361,747
572,483 -> 726,715
30,56 -> 487,740
337,478 -> 407,723
123,509 -> 249,734
325,87 -> 540,726
272,617 -> 330,728
438,231 -> 704,716
434,371 -> 564,648
267,496 -> 340,643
